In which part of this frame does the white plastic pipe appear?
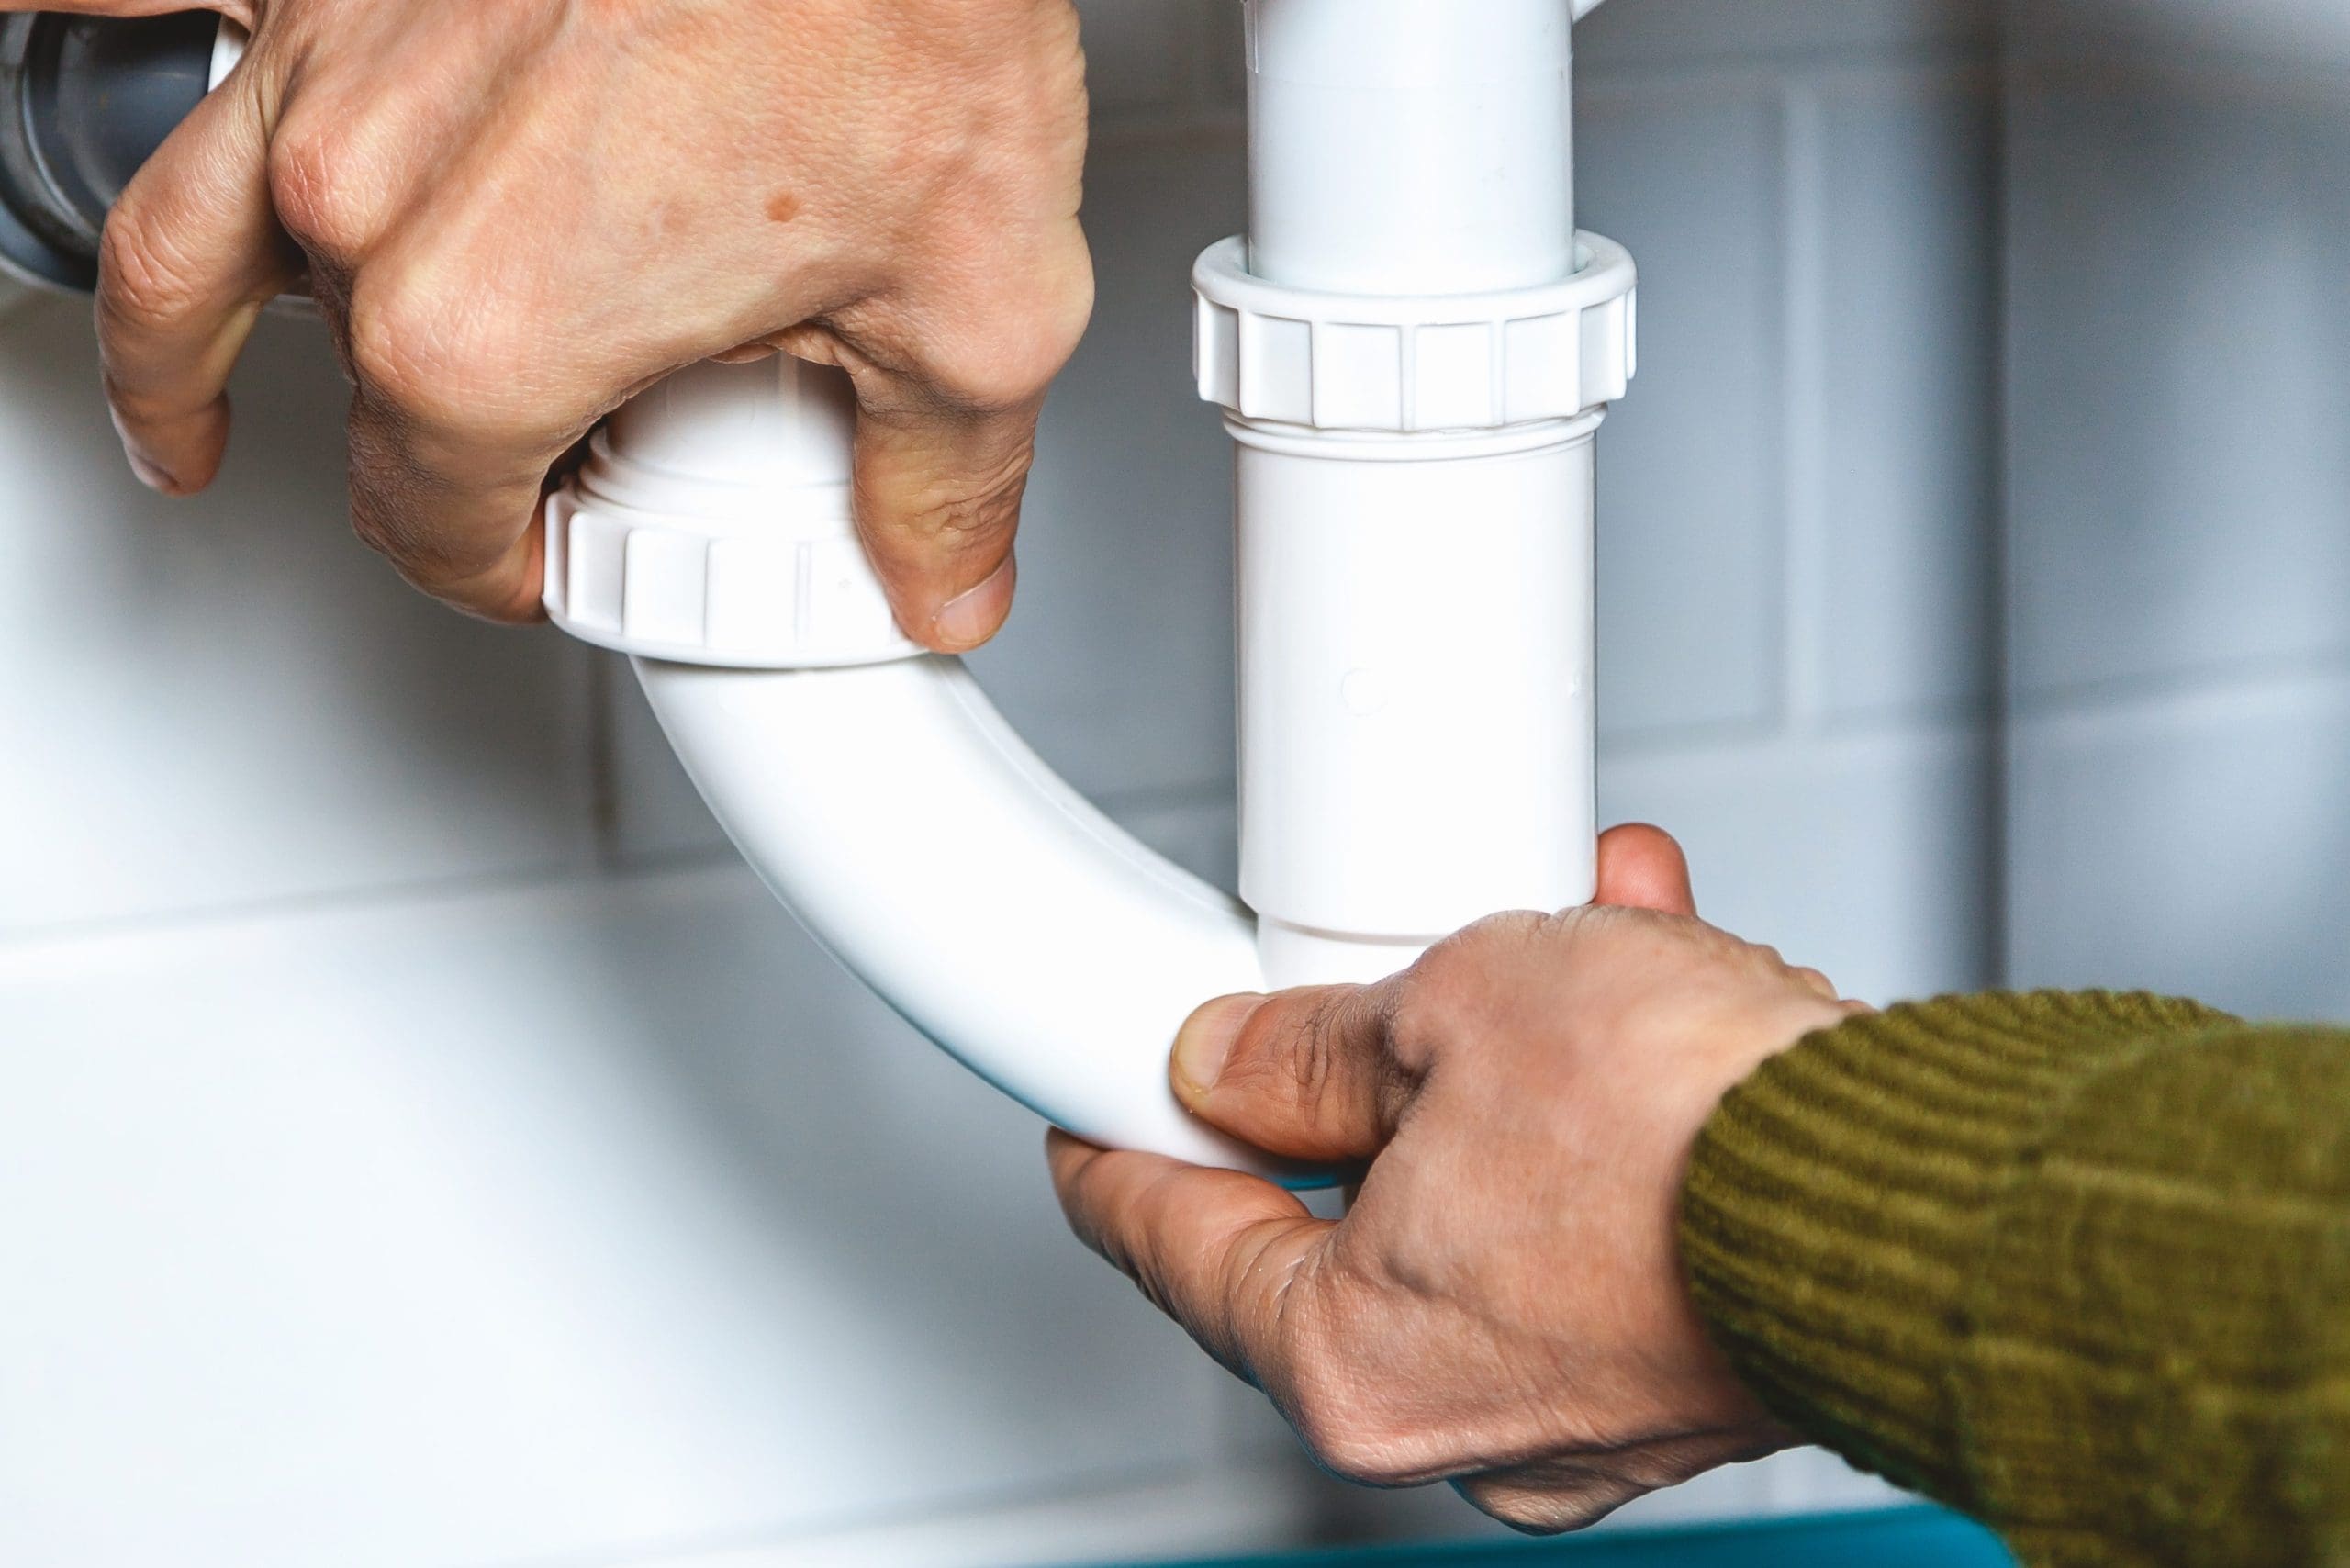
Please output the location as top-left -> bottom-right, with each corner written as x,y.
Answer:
632,655 -> 1280,1173
551,355 -> 1319,1176
1222,0 -> 1614,986
544,0 -> 1633,1171
1247,0 -> 1578,294
1233,418 -> 1604,985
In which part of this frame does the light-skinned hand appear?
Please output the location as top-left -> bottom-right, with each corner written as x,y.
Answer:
16,0 -> 1091,643
1051,825 -> 1862,1532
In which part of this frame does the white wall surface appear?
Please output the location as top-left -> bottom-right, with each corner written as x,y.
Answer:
1578,0 -> 2000,1013
29,0 -> 2304,1560
2002,10 -> 2350,1018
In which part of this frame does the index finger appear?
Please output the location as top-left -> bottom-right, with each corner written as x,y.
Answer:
1048,1130 -> 1332,1392
95,65 -> 298,497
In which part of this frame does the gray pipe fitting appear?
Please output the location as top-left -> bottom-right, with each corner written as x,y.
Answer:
0,11 -> 217,292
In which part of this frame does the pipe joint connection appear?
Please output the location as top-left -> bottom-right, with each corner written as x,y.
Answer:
1192,230 -> 1637,441
544,356 -> 920,669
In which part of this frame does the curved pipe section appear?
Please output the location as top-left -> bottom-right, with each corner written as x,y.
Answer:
543,0 -> 1627,1178
632,654 -> 1292,1176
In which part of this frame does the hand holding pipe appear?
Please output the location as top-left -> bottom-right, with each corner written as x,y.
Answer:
1,0 -> 1088,638
548,0 -> 1636,1176
1,0 -> 1633,1181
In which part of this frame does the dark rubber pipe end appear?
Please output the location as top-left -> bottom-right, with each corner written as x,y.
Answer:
0,11 -> 217,293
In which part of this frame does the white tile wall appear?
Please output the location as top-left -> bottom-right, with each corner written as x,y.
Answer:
1581,77 -> 1790,739
0,867 -> 1232,1567
1577,0 -> 1991,62
1604,724 -> 1997,1004
2010,673 -> 2350,1017
2002,28 -> 2350,1016
963,136 -> 1248,808
2005,59 -> 2350,698
0,0 -> 2063,1562
2015,0 -> 2350,78
1576,25 -> 2001,1009
0,302 -> 599,936
1813,76 -> 1998,722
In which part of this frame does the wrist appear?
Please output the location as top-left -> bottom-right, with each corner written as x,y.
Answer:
1674,991 -> 2240,1505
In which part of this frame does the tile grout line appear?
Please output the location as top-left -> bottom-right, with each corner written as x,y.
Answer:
1987,28 -> 2020,990
1777,78 -> 1829,738
0,850 -> 747,968
1579,42 -> 2000,99
0,773 -> 1255,966
1605,715 -> 1999,774
2009,647 -> 2350,724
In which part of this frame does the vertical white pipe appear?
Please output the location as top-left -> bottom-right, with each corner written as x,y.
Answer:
1237,422 -> 1601,987
1230,0 -> 1600,988
1246,0 -> 1576,294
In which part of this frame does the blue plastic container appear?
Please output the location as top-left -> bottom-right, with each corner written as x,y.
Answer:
1153,1506 -> 2014,1568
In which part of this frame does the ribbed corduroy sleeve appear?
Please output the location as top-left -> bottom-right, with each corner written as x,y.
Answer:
1678,991 -> 2350,1568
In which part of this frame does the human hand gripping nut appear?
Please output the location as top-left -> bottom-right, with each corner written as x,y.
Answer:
1050,825 -> 1865,1533
5,0 -> 1092,643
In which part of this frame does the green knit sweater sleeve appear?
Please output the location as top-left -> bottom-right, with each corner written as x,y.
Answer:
1678,991 -> 2350,1568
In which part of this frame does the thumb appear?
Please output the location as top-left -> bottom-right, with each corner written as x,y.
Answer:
1594,823 -> 1699,916
1170,986 -> 1416,1164
851,397 -> 1036,654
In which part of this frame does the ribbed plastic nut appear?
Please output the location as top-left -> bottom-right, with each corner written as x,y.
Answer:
543,489 -> 918,669
1193,231 -> 1637,434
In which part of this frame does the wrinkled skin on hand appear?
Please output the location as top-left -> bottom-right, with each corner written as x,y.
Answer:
1052,826 -> 1862,1533
17,0 -> 1092,643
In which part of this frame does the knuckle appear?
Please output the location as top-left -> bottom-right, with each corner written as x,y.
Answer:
343,279 -> 458,423
925,346 -> 1050,420
344,274 -> 548,445
1279,1316 -> 1424,1487
96,203 -> 206,336
1384,912 -> 1559,1067
1401,917 -> 1525,1015
346,508 -> 401,563
909,268 -> 1093,417
1308,1429 -> 1414,1488
1289,1382 -> 1410,1485
1245,992 -> 1347,1115
877,429 -> 1036,547
341,474 -> 410,564
266,125 -> 373,262
1382,978 -> 1451,1066
1008,269 -> 1094,392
